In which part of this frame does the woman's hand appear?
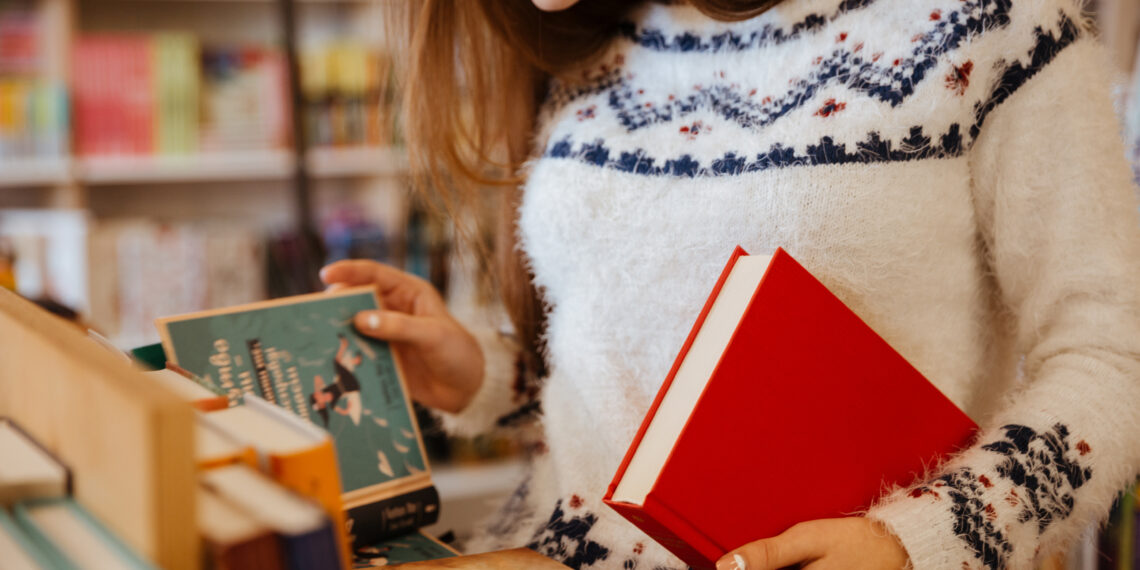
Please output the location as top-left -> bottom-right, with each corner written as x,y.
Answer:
320,260 -> 484,414
716,518 -> 909,570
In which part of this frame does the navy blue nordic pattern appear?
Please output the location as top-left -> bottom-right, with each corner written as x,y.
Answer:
618,0 -> 877,54
544,6 -> 1083,179
608,0 -> 1011,133
905,423 -> 1092,570
526,498 -> 611,568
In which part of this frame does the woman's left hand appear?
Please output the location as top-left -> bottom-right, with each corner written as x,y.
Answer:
715,517 -> 909,570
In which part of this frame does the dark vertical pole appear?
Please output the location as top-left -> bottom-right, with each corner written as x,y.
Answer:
277,0 -> 324,292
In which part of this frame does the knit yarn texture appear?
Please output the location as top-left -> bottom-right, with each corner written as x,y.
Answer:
437,1 -> 1140,568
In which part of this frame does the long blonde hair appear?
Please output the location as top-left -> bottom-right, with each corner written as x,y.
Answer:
397,0 -> 785,379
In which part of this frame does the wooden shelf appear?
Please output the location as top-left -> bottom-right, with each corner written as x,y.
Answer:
0,147 -> 408,188
306,146 -> 408,178
0,158 -> 73,188
77,150 -> 294,185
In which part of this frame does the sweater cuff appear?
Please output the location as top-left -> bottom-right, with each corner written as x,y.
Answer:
431,326 -> 525,438
868,483 -> 980,570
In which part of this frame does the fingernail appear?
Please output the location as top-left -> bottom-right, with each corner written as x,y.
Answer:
716,555 -> 746,570
366,312 -> 381,331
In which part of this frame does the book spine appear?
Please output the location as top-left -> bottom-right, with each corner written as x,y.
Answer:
346,484 -> 441,547
280,521 -> 341,570
605,498 -> 718,570
266,442 -> 351,569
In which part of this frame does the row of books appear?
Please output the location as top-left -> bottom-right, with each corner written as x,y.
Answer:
0,3 -> 39,75
0,80 -> 68,160
0,417 -> 155,568
130,286 -> 463,567
0,371 -> 456,570
70,33 -> 397,158
302,43 -> 396,148
0,3 -> 68,161
73,34 -> 288,156
84,208 -> 451,348
87,220 -> 267,349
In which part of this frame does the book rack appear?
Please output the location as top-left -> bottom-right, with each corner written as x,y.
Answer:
0,287 -> 198,568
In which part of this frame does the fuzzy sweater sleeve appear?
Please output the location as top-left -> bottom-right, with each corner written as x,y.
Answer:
430,324 -> 540,438
866,17 -> 1140,570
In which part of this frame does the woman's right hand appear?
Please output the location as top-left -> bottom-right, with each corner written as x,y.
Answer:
320,260 -> 484,414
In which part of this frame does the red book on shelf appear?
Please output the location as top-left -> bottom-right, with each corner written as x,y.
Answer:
604,247 -> 978,569
73,36 -> 154,156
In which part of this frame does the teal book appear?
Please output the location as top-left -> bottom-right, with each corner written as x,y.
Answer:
0,508 -> 55,569
155,286 -> 440,546
13,497 -> 157,569
353,530 -> 458,568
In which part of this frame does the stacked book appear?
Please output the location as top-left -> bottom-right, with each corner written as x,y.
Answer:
0,418 -> 157,569
135,287 -> 461,568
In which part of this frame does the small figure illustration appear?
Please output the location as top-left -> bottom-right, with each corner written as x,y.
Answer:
354,545 -> 392,568
310,333 -> 365,426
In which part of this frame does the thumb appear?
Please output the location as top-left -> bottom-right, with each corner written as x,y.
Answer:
717,523 -> 822,570
354,310 -> 442,345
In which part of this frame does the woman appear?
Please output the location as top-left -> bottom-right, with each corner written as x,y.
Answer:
322,0 -> 1140,568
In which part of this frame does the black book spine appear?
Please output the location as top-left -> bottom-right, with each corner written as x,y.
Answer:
347,485 -> 441,547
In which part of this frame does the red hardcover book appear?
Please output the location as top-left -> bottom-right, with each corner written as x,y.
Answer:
604,247 -> 978,569
73,36 -> 153,156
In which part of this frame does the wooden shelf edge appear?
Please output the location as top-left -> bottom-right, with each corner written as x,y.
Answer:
0,148 -> 407,187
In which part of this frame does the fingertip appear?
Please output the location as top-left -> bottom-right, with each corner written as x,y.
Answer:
354,310 -> 382,333
319,261 -> 348,284
715,552 -> 747,570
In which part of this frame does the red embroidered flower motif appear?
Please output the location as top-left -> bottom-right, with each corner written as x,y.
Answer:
633,543 -> 645,555
984,504 -> 997,521
679,121 -> 709,140
1077,440 -> 1091,455
836,32 -> 848,42
930,9 -> 942,20
978,474 -> 994,488
945,60 -> 974,95
569,494 -> 584,509
1005,490 -> 1020,507
814,98 -> 847,117
909,487 -> 941,500
576,105 -> 597,121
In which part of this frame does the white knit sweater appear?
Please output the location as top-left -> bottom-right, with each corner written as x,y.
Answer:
439,1 -> 1140,568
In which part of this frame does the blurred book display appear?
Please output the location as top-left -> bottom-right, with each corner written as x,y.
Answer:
72,33 -> 286,157
0,287 -> 549,569
0,1 -> 68,163
301,43 -> 394,149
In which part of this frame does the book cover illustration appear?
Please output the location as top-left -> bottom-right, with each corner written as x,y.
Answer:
157,287 -> 429,494
352,531 -> 457,568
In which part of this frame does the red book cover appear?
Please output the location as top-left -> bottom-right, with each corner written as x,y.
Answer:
73,36 -> 153,156
603,247 -> 978,569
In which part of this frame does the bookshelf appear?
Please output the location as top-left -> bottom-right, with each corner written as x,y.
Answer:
0,0 -> 416,341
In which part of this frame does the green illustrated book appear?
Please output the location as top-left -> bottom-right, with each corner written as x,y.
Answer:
352,530 -> 459,568
155,286 -> 441,548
